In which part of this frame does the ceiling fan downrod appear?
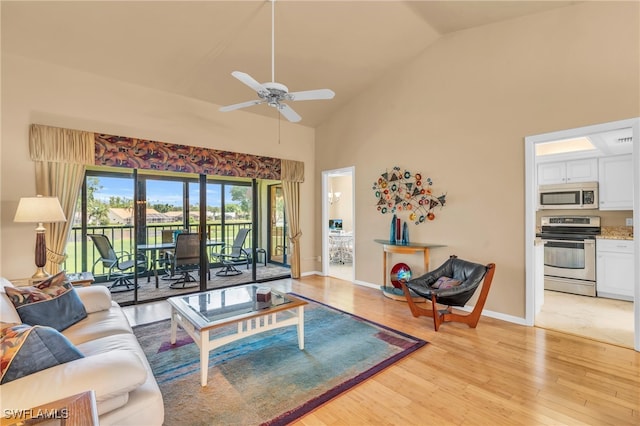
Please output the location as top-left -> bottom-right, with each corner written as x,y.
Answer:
271,0 -> 275,83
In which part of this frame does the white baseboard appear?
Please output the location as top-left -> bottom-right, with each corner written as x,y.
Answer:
353,280 -> 378,289
304,273 -> 528,326
454,305 -> 528,326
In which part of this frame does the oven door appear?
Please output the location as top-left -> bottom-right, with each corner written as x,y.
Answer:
543,238 -> 596,281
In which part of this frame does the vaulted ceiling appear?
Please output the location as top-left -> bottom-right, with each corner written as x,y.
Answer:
2,1 -> 578,127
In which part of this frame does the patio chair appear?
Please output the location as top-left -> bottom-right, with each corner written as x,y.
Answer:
399,255 -> 496,331
211,228 -> 251,276
166,233 -> 209,289
88,234 -> 148,292
156,229 -> 176,277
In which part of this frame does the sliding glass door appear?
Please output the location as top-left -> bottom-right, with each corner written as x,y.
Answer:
206,180 -> 255,286
65,170 -> 290,306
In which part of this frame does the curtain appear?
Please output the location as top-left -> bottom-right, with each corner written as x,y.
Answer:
281,160 -> 304,278
30,124 -> 95,164
30,125 -> 94,273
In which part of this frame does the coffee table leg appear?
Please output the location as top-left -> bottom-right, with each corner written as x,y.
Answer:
200,329 -> 209,386
170,309 -> 177,344
297,306 -> 305,350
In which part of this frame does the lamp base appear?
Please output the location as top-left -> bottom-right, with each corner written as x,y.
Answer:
32,227 -> 50,280
31,267 -> 51,280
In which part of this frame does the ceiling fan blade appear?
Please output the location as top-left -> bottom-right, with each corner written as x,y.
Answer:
231,71 -> 270,97
219,99 -> 266,112
278,103 -> 302,123
288,89 -> 335,101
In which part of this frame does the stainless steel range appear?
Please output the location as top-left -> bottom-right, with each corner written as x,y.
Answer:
537,216 -> 601,297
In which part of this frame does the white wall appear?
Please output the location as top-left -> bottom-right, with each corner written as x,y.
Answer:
0,54 -> 316,279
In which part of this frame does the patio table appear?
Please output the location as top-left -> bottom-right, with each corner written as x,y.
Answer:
138,240 -> 223,287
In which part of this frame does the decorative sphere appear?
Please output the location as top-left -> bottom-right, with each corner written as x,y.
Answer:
390,263 -> 412,288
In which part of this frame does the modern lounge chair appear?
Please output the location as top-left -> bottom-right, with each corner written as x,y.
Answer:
88,234 -> 148,292
211,228 -> 251,276
399,255 -> 496,331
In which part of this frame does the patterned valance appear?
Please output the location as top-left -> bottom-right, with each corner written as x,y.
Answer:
30,124 -> 303,181
95,134 -> 281,180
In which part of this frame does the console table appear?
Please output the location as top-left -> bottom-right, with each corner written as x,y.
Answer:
374,239 -> 446,300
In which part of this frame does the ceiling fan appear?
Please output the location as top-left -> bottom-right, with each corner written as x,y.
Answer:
219,0 -> 335,123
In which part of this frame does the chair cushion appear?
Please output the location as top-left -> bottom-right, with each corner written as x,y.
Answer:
0,323 -> 83,384
5,272 -> 88,331
432,276 -> 462,289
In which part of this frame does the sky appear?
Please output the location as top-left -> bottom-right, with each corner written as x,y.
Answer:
94,176 -> 236,208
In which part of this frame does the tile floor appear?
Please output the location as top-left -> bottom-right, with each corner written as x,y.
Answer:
122,278 -> 293,327
535,290 -> 634,348
101,263 -> 291,305
328,263 -> 353,282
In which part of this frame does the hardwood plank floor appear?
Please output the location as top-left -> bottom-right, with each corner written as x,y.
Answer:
124,275 -> 640,425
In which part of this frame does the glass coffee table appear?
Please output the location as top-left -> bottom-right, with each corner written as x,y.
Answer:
167,284 -> 308,386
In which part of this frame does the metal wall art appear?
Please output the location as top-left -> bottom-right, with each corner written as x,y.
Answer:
372,166 -> 446,225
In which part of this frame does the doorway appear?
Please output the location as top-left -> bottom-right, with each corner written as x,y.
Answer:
322,167 -> 355,282
524,118 -> 639,351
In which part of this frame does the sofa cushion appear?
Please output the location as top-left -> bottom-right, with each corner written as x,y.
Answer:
5,272 -> 87,331
75,286 -> 113,314
63,302 -> 133,346
0,278 -> 21,324
0,348 -> 147,418
0,323 -> 84,384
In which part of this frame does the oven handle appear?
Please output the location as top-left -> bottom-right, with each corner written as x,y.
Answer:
543,239 -> 595,246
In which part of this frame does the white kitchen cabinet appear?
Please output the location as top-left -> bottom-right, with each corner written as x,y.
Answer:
598,154 -> 633,210
538,158 -> 598,185
596,239 -> 634,301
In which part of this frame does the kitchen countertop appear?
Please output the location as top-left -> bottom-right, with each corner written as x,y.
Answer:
598,226 -> 634,240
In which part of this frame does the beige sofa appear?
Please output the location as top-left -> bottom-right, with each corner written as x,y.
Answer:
0,277 -> 164,425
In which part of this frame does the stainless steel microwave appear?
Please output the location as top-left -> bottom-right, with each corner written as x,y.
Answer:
538,182 -> 598,210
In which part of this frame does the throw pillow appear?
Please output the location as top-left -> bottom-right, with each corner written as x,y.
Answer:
0,323 -> 84,384
5,272 -> 87,331
432,276 -> 462,289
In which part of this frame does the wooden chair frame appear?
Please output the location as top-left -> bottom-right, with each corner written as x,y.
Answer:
400,263 -> 496,331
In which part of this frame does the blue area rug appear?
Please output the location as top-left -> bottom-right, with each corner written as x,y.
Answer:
133,294 -> 427,426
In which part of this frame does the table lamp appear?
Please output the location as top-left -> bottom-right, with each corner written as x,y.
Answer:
14,195 -> 67,279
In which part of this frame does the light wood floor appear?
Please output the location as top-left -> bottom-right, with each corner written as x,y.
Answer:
124,276 -> 640,425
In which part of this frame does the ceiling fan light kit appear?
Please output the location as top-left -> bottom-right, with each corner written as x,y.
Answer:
219,0 -> 334,123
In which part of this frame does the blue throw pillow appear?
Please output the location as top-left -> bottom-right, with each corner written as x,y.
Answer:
5,272 -> 87,331
0,323 -> 84,384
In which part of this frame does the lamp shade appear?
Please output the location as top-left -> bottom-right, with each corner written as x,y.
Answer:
14,196 -> 67,223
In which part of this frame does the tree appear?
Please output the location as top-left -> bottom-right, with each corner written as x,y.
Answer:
108,195 -> 133,209
86,177 -> 110,225
150,203 -> 174,214
230,186 -> 252,218
224,203 -> 241,219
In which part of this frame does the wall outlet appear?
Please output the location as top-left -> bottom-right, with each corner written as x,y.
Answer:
626,218 -> 633,226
